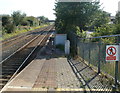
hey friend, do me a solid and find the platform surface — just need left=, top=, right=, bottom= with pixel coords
left=2, top=53, right=82, bottom=92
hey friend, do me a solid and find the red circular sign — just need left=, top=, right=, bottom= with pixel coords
left=107, top=46, right=116, bottom=56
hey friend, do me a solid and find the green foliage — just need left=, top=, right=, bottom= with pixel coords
left=2, top=15, right=15, bottom=34
left=12, top=11, right=26, bottom=26
left=1, top=10, right=49, bottom=41
left=4, top=24, right=16, bottom=33
left=114, top=24, right=120, bottom=34
left=69, top=25, right=80, bottom=32
left=76, top=28, right=87, bottom=38
left=37, top=16, right=49, bottom=24
left=20, top=19, right=30, bottom=26
left=54, top=2, right=106, bottom=34
left=1, top=25, right=48, bottom=40
left=2, top=15, right=11, bottom=26
left=26, top=16, right=40, bottom=26
left=88, top=10, right=120, bottom=43
left=93, top=24, right=115, bottom=36
left=1, top=10, right=48, bottom=36
left=88, top=11, right=110, bottom=28
left=115, top=11, right=120, bottom=24
left=91, top=24, right=116, bottom=43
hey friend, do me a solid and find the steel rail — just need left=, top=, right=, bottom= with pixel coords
left=0, top=26, right=49, bottom=64
left=8, top=26, right=53, bottom=82
left=0, top=26, right=47, bottom=46
left=0, top=26, right=53, bottom=91
left=1, top=35, right=32, bottom=50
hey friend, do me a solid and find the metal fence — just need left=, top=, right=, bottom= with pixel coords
left=68, top=32, right=120, bottom=86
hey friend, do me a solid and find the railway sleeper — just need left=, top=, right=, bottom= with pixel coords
left=0, top=79, right=8, bottom=81
left=2, top=73, right=14, bottom=77
left=2, top=71, right=15, bottom=74
left=2, top=66, right=19, bottom=68
left=2, top=69, right=16, bottom=72
left=1, top=80, right=9, bottom=84
left=3, top=64, right=20, bottom=67
left=0, top=75, right=11, bottom=79
left=5, top=68, right=18, bottom=71
left=0, top=83, right=5, bottom=88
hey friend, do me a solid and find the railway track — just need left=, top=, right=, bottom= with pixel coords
left=0, top=25, right=54, bottom=90
left=1, top=26, right=50, bottom=61
left=0, top=26, right=47, bottom=46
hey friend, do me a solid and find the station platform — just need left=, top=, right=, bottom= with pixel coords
left=1, top=43, right=83, bottom=92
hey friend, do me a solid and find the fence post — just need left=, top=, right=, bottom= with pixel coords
left=88, top=38, right=91, bottom=65
left=83, top=39, right=85, bottom=62
left=75, top=35, right=78, bottom=55
left=98, top=38, right=101, bottom=73
left=115, top=36, right=119, bottom=88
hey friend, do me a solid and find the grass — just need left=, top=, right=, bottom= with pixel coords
left=0, top=25, right=48, bottom=41
left=101, top=62, right=115, bottom=77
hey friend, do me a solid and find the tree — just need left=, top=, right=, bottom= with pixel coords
left=88, top=11, right=110, bottom=28
left=115, top=11, right=120, bottom=24
left=54, top=1, right=111, bottom=34
left=114, top=12, right=120, bottom=34
left=26, top=16, right=39, bottom=26
left=20, top=19, right=30, bottom=26
left=37, top=16, right=49, bottom=24
left=12, top=11, right=26, bottom=26
left=2, top=15, right=15, bottom=33
left=54, top=2, right=103, bottom=33
left=2, top=15, right=11, bottom=27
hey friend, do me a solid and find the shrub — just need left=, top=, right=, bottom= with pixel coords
left=5, top=24, right=16, bottom=33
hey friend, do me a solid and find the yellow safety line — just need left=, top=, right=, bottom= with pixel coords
left=31, top=88, right=112, bottom=92
left=56, top=88, right=84, bottom=91
left=32, top=88, right=48, bottom=91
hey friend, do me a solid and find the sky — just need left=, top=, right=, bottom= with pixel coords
left=0, top=0, right=120, bottom=20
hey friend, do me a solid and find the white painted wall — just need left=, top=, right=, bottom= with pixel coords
left=65, top=40, right=70, bottom=55
left=54, top=34, right=67, bottom=45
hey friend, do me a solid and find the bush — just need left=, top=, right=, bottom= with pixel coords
left=5, top=24, right=16, bottom=33
left=114, top=24, right=120, bottom=34
left=21, top=20, right=30, bottom=26
left=91, top=24, right=115, bottom=43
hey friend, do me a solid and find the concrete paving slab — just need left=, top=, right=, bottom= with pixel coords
left=2, top=57, right=82, bottom=92
left=1, top=38, right=82, bottom=92
left=2, top=59, right=45, bottom=91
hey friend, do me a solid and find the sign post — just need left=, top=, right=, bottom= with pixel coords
left=106, top=45, right=120, bottom=89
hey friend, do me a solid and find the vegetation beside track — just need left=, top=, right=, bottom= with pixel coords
left=54, top=2, right=120, bottom=43
left=1, top=10, right=51, bottom=41
left=0, top=25, right=48, bottom=41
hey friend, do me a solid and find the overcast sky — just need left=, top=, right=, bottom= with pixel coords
left=0, top=0, right=120, bottom=20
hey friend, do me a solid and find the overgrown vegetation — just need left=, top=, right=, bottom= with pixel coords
left=91, top=11, right=120, bottom=43
left=54, top=2, right=110, bottom=35
left=1, top=10, right=49, bottom=40
left=0, top=25, right=48, bottom=41
left=54, top=2, right=120, bottom=43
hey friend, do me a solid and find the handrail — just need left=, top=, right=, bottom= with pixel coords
left=72, top=32, right=120, bottom=39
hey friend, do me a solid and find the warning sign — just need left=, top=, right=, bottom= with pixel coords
left=106, top=45, right=119, bottom=61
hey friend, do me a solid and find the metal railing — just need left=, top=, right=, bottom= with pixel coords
left=68, top=32, right=120, bottom=87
